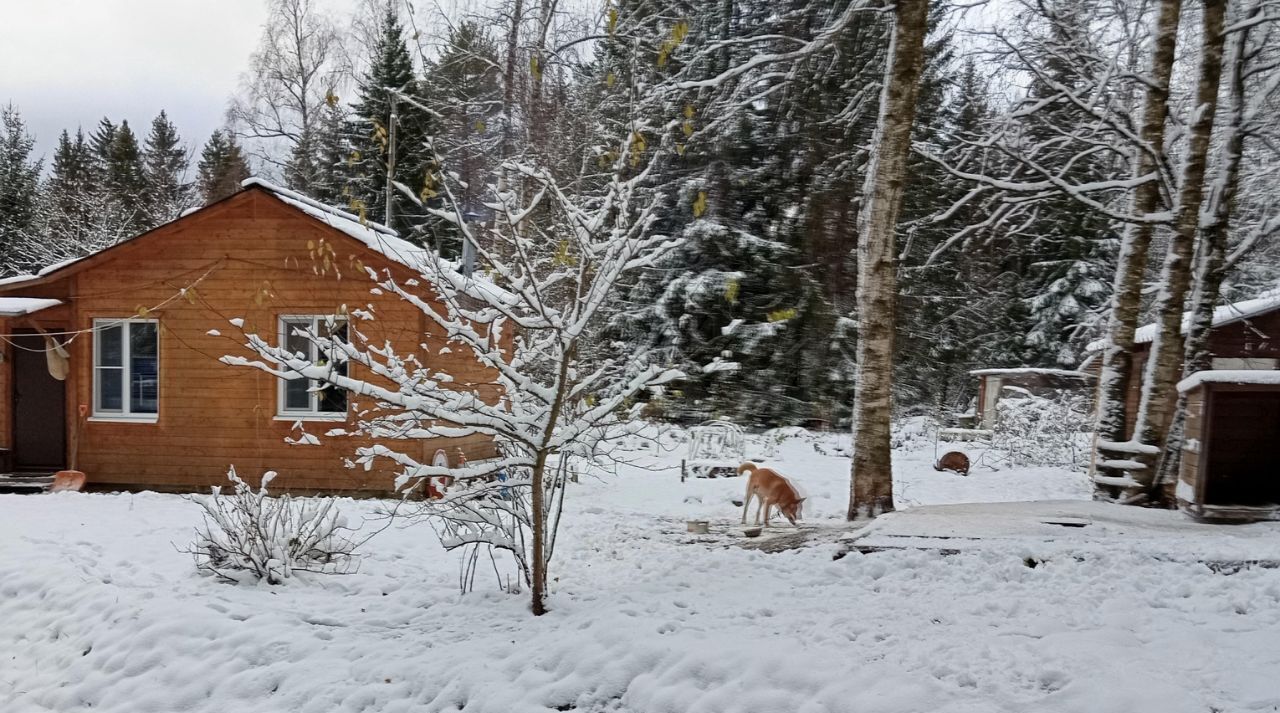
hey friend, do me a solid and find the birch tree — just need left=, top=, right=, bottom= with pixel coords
left=1153, top=0, right=1280, bottom=496
left=848, top=0, right=932, bottom=519
left=1127, top=0, right=1229, bottom=495
left=229, top=0, right=347, bottom=186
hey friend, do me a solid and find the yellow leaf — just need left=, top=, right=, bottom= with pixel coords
left=682, top=120, right=694, bottom=138
left=605, top=71, right=616, bottom=88
left=676, top=143, right=686, bottom=156
left=607, top=7, right=618, bottom=34
left=684, top=104, right=695, bottom=119
left=530, top=55, right=541, bottom=81
left=724, top=278, right=739, bottom=305
left=767, top=307, right=798, bottom=323
left=672, top=19, right=689, bottom=44
left=474, top=119, right=486, bottom=133
left=692, top=190, right=707, bottom=218
left=325, top=89, right=339, bottom=107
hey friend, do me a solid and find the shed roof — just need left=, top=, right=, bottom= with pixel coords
left=969, top=367, right=1094, bottom=379
left=1177, top=369, right=1280, bottom=392
left=1086, top=286, right=1280, bottom=352
left=0, top=297, right=61, bottom=317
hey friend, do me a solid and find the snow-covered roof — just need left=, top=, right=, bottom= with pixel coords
left=1087, top=287, right=1280, bottom=352
left=969, top=367, right=1094, bottom=379
left=0, top=297, right=62, bottom=317
left=1177, top=369, right=1280, bottom=392
left=243, top=179, right=514, bottom=304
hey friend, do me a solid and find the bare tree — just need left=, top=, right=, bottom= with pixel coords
left=229, top=0, right=348, bottom=183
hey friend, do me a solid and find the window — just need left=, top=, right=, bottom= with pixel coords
left=278, top=316, right=349, bottom=418
left=93, top=319, right=159, bottom=419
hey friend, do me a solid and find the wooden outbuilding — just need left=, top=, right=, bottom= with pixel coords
left=0, top=179, right=498, bottom=494
left=1175, top=371, right=1280, bottom=521
left=969, top=368, right=1096, bottom=430
left=1083, top=288, right=1280, bottom=435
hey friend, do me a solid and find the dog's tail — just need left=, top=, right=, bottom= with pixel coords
left=933, top=460, right=943, bottom=472
left=738, top=462, right=758, bottom=477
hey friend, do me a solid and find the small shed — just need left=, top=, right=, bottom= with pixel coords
left=970, top=368, right=1096, bottom=429
left=1176, top=371, right=1280, bottom=521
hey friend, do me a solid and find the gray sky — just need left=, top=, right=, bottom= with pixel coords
left=1, top=0, right=268, bottom=163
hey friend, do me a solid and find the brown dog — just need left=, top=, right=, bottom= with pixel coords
left=934, top=451, right=970, bottom=476
left=739, top=463, right=805, bottom=526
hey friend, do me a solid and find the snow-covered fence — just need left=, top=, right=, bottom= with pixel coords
left=188, top=468, right=359, bottom=585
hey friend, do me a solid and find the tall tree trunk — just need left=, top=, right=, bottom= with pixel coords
left=1131, top=0, right=1229, bottom=497
left=847, top=0, right=930, bottom=520
left=1092, top=0, right=1181, bottom=495
left=1153, top=0, right=1254, bottom=501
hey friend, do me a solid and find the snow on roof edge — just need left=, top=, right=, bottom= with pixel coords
left=1177, top=369, right=1280, bottom=392
left=1086, top=286, right=1280, bottom=353
left=0, top=297, right=63, bottom=317
left=242, top=177, right=399, bottom=238
left=969, top=367, right=1094, bottom=379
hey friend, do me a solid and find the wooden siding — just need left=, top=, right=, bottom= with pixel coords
left=0, top=318, right=9, bottom=456
left=0, top=190, right=498, bottom=493
left=1178, top=386, right=1204, bottom=506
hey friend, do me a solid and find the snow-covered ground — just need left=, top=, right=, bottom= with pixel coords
left=3, top=428, right=1279, bottom=712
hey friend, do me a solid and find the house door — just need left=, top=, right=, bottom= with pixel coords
left=11, top=332, right=66, bottom=471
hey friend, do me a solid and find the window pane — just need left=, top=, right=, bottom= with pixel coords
left=130, top=356, right=158, bottom=413
left=130, top=322, right=157, bottom=357
left=97, top=367, right=123, bottom=411
left=284, top=320, right=310, bottom=359
left=317, top=383, right=347, bottom=414
left=98, top=324, right=123, bottom=367
left=284, top=377, right=310, bottom=410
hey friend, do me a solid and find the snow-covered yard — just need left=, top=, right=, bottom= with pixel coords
left=3, top=429, right=1279, bottom=712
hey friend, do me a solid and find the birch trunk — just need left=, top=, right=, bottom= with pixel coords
left=1092, top=0, right=1181, bottom=493
left=1153, top=0, right=1254, bottom=500
left=847, top=0, right=930, bottom=520
left=1132, top=0, right=1229, bottom=493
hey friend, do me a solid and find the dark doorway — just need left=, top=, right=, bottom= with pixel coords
left=11, top=331, right=66, bottom=471
left=1204, top=390, right=1280, bottom=507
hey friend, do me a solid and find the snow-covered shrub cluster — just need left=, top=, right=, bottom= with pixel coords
left=990, top=391, right=1093, bottom=469
left=189, top=468, right=359, bottom=584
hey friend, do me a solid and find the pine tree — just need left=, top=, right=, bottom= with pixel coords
left=197, top=130, right=252, bottom=204
left=142, top=110, right=191, bottom=223
left=0, top=105, right=42, bottom=274
left=348, top=4, right=433, bottom=234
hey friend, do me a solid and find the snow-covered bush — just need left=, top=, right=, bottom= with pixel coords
left=189, top=468, right=359, bottom=584
left=990, top=390, right=1093, bottom=469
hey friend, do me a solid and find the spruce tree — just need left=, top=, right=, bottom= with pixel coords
left=349, top=4, right=433, bottom=234
left=0, top=105, right=42, bottom=274
left=142, top=110, right=192, bottom=224
left=103, top=120, right=149, bottom=234
left=197, top=130, right=252, bottom=204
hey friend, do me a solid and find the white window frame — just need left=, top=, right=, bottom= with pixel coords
left=276, top=315, right=350, bottom=421
left=91, top=318, right=160, bottom=422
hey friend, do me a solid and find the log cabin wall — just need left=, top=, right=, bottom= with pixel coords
left=2, top=189, right=497, bottom=494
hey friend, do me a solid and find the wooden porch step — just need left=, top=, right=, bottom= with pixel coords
left=0, top=474, right=56, bottom=492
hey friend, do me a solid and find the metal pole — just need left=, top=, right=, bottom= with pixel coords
left=385, top=92, right=398, bottom=227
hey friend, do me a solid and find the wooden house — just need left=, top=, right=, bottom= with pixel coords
left=1175, top=372, right=1280, bottom=521
left=0, top=179, right=498, bottom=494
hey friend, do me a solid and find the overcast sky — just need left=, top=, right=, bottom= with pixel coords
left=1, top=0, right=269, bottom=163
